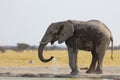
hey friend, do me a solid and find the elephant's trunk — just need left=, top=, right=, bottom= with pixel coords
left=38, top=42, right=54, bottom=62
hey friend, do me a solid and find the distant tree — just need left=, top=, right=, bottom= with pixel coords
left=108, top=45, right=120, bottom=50
left=0, top=47, right=5, bottom=53
left=29, top=46, right=38, bottom=51
left=14, top=43, right=30, bottom=52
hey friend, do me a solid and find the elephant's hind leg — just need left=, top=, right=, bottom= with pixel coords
left=94, top=44, right=107, bottom=74
left=94, top=51, right=105, bottom=74
left=94, top=40, right=110, bottom=74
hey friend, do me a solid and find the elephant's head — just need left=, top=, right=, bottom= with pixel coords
left=38, top=21, right=74, bottom=62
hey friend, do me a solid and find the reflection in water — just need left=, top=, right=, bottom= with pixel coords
left=65, top=78, right=109, bottom=80
left=48, top=78, right=112, bottom=80
left=0, top=77, right=112, bottom=80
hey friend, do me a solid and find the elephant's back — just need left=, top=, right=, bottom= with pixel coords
left=74, top=20, right=112, bottom=45
left=88, top=20, right=112, bottom=40
left=74, top=20, right=112, bottom=39
left=70, top=20, right=112, bottom=41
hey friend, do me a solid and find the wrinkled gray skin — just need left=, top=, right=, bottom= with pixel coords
left=38, top=20, right=113, bottom=75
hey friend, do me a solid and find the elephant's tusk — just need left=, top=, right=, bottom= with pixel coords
left=40, top=42, right=48, bottom=45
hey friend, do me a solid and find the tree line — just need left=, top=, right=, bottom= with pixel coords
left=0, top=43, right=120, bottom=53
left=0, top=43, right=66, bottom=53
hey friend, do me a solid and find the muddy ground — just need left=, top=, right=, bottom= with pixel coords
left=0, top=66, right=120, bottom=79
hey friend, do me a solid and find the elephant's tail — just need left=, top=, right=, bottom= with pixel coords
left=110, top=37, right=113, bottom=61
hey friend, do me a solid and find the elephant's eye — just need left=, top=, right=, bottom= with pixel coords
left=49, top=31, right=52, bottom=34
left=61, top=33, right=64, bottom=36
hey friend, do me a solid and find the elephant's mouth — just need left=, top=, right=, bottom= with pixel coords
left=51, top=35, right=59, bottom=45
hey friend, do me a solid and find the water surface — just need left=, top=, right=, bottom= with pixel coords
left=0, top=77, right=113, bottom=80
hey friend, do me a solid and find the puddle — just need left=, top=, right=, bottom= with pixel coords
left=0, top=77, right=114, bottom=80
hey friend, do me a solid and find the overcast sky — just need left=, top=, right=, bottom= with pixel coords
left=0, top=0, right=120, bottom=46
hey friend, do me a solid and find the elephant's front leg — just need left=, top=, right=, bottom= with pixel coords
left=86, top=51, right=97, bottom=74
left=68, top=47, right=79, bottom=75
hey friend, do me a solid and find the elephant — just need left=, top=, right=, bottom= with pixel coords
left=38, top=20, right=113, bottom=75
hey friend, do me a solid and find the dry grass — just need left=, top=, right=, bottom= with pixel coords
left=0, top=50, right=120, bottom=67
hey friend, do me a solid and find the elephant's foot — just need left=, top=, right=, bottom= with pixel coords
left=86, top=69, right=95, bottom=74
left=86, top=69, right=103, bottom=74
left=94, top=69, right=103, bottom=74
left=70, top=70, right=79, bottom=75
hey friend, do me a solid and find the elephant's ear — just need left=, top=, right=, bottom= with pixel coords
left=58, top=21, right=74, bottom=44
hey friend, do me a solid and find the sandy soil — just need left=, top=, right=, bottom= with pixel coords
left=0, top=66, right=120, bottom=79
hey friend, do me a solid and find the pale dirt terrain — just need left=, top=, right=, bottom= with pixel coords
left=0, top=66, right=120, bottom=79
left=0, top=50, right=120, bottom=79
